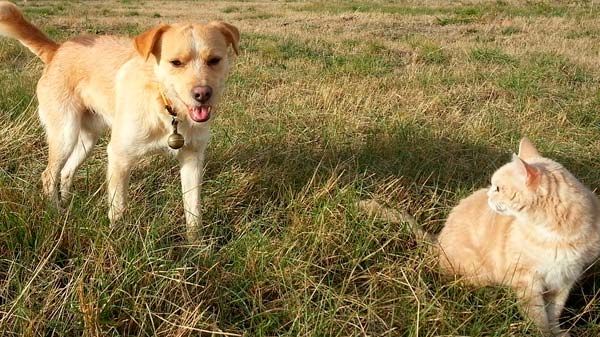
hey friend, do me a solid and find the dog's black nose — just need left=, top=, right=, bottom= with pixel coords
left=192, top=86, right=212, bottom=103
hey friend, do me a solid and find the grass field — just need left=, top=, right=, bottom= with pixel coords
left=2, top=0, right=600, bottom=336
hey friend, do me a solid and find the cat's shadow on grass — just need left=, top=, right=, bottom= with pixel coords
left=563, top=264, right=600, bottom=332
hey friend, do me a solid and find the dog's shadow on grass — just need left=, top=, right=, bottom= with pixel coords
left=206, top=120, right=507, bottom=217
left=205, top=119, right=600, bottom=332
left=201, top=120, right=508, bottom=250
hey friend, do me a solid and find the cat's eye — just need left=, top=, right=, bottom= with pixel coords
left=170, top=59, right=183, bottom=67
left=493, top=185, right=500, bottom=192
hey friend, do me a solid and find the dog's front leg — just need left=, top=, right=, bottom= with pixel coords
left=177, top=148, right=205, bottom=242
left=107, top=144, right=133, bottom=224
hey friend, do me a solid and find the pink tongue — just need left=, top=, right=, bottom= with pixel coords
left=189, top=106, right=210, bottom=122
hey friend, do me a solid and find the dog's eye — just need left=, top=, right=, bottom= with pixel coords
left=494, top=185, right=500, bottom=192
left=170, top=59, right=183, bottom=67
left=207, top=57, right=221, bottom=66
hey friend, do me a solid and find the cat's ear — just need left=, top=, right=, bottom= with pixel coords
left=512, top=153, right=540, bottom=187
left=518, top=137, right=541, bottom=160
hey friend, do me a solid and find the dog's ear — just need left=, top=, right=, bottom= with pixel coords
left=211, top=21, right=240, bottom=55
left=134, top=24, right=170, bottom=61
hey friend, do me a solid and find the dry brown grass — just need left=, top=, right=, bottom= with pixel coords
left=1, top=0, right=600, bottom=336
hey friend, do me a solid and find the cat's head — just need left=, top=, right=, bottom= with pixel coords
left=486, top=137, right=546, bottom=217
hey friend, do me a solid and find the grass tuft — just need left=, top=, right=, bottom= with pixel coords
left=501, top=25, right=521, bottom=35
left=470, top=47, right=516, bottom=65
left=414, top=41, right=449, bottom=65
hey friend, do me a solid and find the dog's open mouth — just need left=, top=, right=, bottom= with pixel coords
left=189, top=105, right=211, bottom=123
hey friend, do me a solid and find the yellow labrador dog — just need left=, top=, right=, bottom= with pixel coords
left=0, top=2, right=239, bottom=241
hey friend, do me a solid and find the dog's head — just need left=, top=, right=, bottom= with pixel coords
left=134, top=22, right=239, bottom=124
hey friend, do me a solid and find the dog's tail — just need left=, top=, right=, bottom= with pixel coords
left=356, top=199, right=435, bottom=242
left=0, top=1, right=58, bottom=64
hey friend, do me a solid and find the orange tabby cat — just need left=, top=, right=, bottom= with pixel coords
left=361, top=138, right=600, bottom=337
left=438, top=137, right=600, bottom=336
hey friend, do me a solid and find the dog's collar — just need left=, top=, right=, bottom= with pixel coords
left=157, top=86, right=185, bottom=150
left=158, top=87, right=177, bottom=118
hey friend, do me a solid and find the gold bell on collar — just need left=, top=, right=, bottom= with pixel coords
left=159, top=87, right=185, bottom=150
left=168, top=132, right=184, bottom=149
left=168, top=118, right=184, bottom=149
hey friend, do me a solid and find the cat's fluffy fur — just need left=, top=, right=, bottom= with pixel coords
left=360, top=138, right=600, bottom=337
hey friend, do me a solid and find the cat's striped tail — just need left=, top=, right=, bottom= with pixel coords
left=0, top=1, right=58, bottom=64
left=356, top=199, right=434, bottom=242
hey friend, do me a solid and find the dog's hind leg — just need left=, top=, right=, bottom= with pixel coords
left=39, top=103, right=82, bottom=206
left=59, top=127, right=98, bottom=203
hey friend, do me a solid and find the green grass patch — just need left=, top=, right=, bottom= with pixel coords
left=566, top=28, right=600, bottom=39
left=222, top=5, right=256, bottom=14
left=470, top=47, right=516, bottom=65
left=501, top=26, right=521, bottom=35
left=294, top=2, right=442, bottom=15
left=436, top=7, right=483, bottom=26
left=23, top=5, right=64, bottom=17
left=249, top=35, right=401, bottom=76
left=499, top=52, right=592, bottom=98
left=240, top=12, right=277, bottom=20
left=414, top=41, right=450, bottom=65
left=295, top=1, right=600, bottom=19
left=505, top=1, right=567, bottom=17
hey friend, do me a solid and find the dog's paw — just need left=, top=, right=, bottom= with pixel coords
left=186, top=228, right=209, bottom=245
